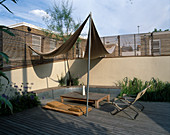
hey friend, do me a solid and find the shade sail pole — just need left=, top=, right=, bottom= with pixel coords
left=86, top=13, right=92, bottom=117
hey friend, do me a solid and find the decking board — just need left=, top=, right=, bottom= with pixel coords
left=0, top=101, right=169, bottom=135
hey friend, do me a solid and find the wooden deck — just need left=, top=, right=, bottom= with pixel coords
left=0, top=101, right=170, bottom=135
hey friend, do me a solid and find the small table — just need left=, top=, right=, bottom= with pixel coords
left=60, top=92, right=110, bottom=108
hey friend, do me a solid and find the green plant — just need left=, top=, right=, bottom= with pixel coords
left=57, top=74, right=79, bottom=86
left=0, top=91, right=40, bottom=115
left=141, top=78, right=170, bottom=102
left=0, top=1, right=17, bottom=114
left=66, top=76, right=79, bottom=86
left=118, top=77, right=148, bottom=97
left=0, top=95, right=13, bottom=114
left=0, top=0, right=18, bottom=14
left=57, top=74, right=66, bottom=86
left=0, top=52, right=9, bottom=83
left=0, top=26, right=15, bottom=36
left=71, top=77, right=79, bottom=86
left=0, top=52, right=12, bottom=113
left=118, top=77, right=170, bottom=102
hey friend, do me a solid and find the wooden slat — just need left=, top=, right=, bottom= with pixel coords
left=0, top=101, right=169, bottom=135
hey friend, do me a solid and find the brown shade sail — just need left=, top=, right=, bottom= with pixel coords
left=28, top=15, right=90, bottom=57
left=84, top=18, right=115, bottom=59
left=28, top=14, right=114, bottom=59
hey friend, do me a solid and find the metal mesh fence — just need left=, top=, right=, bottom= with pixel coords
left=101, top=36, right=118, bottom=57
left=102, top=32, right=170, bottom=57
left=1, top=28, right=170, bottom=69
left=119, top=34, right=141, bottom=56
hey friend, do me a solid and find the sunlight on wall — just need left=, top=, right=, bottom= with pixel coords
left=3, top=56, right=170, bottom=91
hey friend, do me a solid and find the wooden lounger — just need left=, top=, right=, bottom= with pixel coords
left=42, top=101, right=92, bottom=116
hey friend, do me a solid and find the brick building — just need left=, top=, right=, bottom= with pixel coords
left=140, top=31, right=170, bottom=56
left=9, top=22, right=87, bottom=59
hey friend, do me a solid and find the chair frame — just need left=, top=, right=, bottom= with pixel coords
left=121, top=94, right=144, bottom=112
left=110, top=85, right=151, bottom=120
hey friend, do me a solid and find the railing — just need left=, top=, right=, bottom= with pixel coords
left=0, top=28, right=170, bottom=70
left=101, top=31, right=170, bottom=57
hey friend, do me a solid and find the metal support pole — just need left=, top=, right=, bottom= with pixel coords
left=144, top=35, right=147, bottom=55
left=103, top=37, right=105, bottom=45
left=151, top=32, right=153, bottom=56
left=0, top=31, right=3, bottom=67
left=118, top=35, right=120, bottom=56
left=137, top=26, right=140, bottom=34
left=134, top=34, right=136, bottom=56
left=24, top=32, right=27, bottom=66
left=86, top=13, right=92, bottom=117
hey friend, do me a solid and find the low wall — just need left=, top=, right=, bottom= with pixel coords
left=3, top=60, right=69, bottom=92
left=36, top=86, right=120, bottom=100
left=2, top=56, right=170, bottom=92
left=70, top=56, right=170, bottom=86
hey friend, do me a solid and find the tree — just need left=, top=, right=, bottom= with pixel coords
left=164, top=29, right=169, bottom=31
left=43, top=0, right=80, bottom=41
left=153, top=28, right=169, bottom=33
left=43, top=0, right=81, bottom=86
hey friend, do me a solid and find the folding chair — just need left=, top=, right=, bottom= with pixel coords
left=110, top=85, right=151, bottom=120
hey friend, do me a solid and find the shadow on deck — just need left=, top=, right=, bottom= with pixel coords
left=0, top=101, right=170, bottom=135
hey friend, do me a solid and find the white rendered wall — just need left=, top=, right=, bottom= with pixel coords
left=2, top=56, right=170, bottom=91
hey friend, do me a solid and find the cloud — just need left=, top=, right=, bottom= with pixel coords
left=0, top=18, right=18, bottom=26
left=1, top=0, right=169, bottom=36
left=72, top=0, right=170, bottom=36
left=29, top=9, right=50, bottom=18
left=12, top=9, right=50, bottom=27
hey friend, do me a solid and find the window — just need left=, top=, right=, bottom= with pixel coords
left=50, top=39, right=56, bottom=51
left=149, top=39, right=161, bottom=55
left=32, top=35, right=41, bottom=55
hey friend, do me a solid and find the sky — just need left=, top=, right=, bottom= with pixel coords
left=0, top=0, right=170, bottom=37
